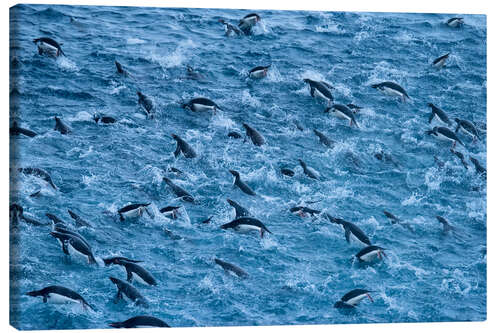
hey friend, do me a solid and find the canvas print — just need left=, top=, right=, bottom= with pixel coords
left=9, top=3, right=486, bottom=330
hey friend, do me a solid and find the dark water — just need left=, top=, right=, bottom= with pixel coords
left=10, top=4, right=486, bottom=330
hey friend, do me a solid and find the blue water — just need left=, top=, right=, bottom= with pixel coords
left=9, top=4, right=486, bottom=330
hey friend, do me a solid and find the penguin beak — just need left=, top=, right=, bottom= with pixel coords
left=366, top=293, right=374, bottom=302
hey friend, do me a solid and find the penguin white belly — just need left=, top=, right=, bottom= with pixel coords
left=433, top=59, right=446, bottom=68
left=192, top=103, right=214, bottom=112
left=359, top=250, right=380, bottom=262
left=234, top=224, right=261, bottom=233
left=345, top=294, right=368, bottom=306
left=433, top=113, right=447, bottom=125
left=121, top=207, right=143, bottom=220
left=314, top=89, right=330, bottom=102
left=459, top=127, right=475, bottom=138
left=68, top=242, right=89, bottom=261
left=47, top=293, right=79, bottom=305
left=435, top=132, right=454, bottom=142
left=382, top=87, right=403, bottom=98
left=334, top=110, right=351, bottom=121
left=38, top=42, right=58, bottom=56
left=131, top=271, right=149, bottom=285
left=448, top=20, right=461, bottom=27
left=250, top=69, right=267, bottom=78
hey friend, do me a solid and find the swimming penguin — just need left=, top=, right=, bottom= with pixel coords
left=182, top=97, right=221, bottom=114
left=334, top=289, right=374, bottom=308
left=303, top=78, right=334, bottom=105
left=470, top=157, right=486, bottom=176
left=426, top=126, right=464, bottom=148
left=115, top=61, right=129, bottom=76
left=163, top=177, right=195, bottom=202
left=67, top=209, right=92, bottom=227
left=446, top=17, right=464, bottom=27
left=159, top=206, right=181, bottom=219
left=10, top=204, right=46, bottom=227
left=382, top=210, right=414, bottom=232
left=54, top=116, right=71, bottom=134
left=238, top=13, right=261, bottom=35
left=454, top=118, right=479, bottom=141
left=93, top=114, right=116, bottom=124
left=280, top=168, right=295, bottom=177
left=313, top=129, right=335, bottom=148
left=104, top=257, right=156, bottom=286
left=18, top=167, right=57, bottom=189
left=26, top=286, right=94, bottom=310
left=374, top=151, right=399, bottom=167
left=290, top=206, right=321, bottom=218
left=171, top=134, right=197, bottom=158
left=432, top=53, right=450, bottom=68
left=110, top=316, right=170, bottom=328
left=347, top=104, right=363, bottom=113
left=109, top=276, right=149, bottom=308
left=371, top=81, right=409, bottom=102
left=186, top=65, right=206, bottom=80
left=356, top=245, right=387, bottom=262
left=228, top=131, right=242, bottom=139
left=428, top=103, right=452, bottom=126
left=33, top=37, right=65, bottom=57
left=450, top=149, right=468, bottom=169
left=50, top=231, right=97, bottom=264
left=221, top=217, right=271, bottom=238
left=249, top=65, right=271, bottom=79
left=227, top=198, right=251, bottom=219
left=326, top=214, right=371, bottom=245
left=215, top=258, right=249, bottom=278
left=298, top=159, right=320, bottom=179
left=218, top=19, right=243, bottom=36
left=46, top=213, right=68, bottom=229
left=137, top=92, right=153, bottom=117
left=325, top=104, right=359, bottom=127
left=117, top=203, right=152, bottom=221
left=436, top=216, right=455, bottom=233
left=200, top=216, right=213, bottom=224
left=242, top=123, right=265, bottom=146
left=10, top=121, right=37, bottom=137
left=229, top=170, right=256, bottom=196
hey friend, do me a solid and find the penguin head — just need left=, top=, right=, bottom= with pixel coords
left=303, top=78, right=312, bottom=84
left=298, top=159, right=306, bottom=167
left=92, top=113, right=101, bottom=123
left=229, top=170, right=239, bottom=178
left=137, top=91, right=143, bottom=98
left=427, top=103, right=434, bottom=108
left=171, top=134, right=179, bottom=140
left=109, top=276, right=119, bottom=285
left=25, top=289, right=42, bottom=297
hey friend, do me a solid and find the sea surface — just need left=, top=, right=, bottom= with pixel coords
left=9, top=4, right=486, bottom=330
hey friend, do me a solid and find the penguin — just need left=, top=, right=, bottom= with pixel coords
left=93, top=114, right=116, bottom=124
left=50, top=231, right=97, bottom=264
left=242, top=123, right=265, bottom=146
left=117, top=203, right=152, bottom=221
left=313, top=129, right=335, bottom=148
left=326, top=214, right=371, bottom=245
left=229, top=170, right=256, bottom=196
left=218, top=19, right=243, bottom=36
left=115, top=61, right=129, bottom=76
left=290, top=206, right=321, bottom=218
left=446, top=17, right=464, bottom=27
left=109, top=276, right=149, bottom=308
left=26, top=286, right=94, bottom=310
left=347, top=104, right=363, bottom=113
left=334, top=289, right=374, bottom=308
left=426, top=126, right=464, bottom=148
left=54, top=116, right=71, bottom=134
left=104, top=257, right=156, bottom=286
left=249, top=65, right=271, bottom=78
left=428, top=103, right=452, bottom=126
left=228, top=131, right=242, bottom=139
left=182, top=97, right=221, bottom=114
left=18, top=167, right=57, bottom=189
left=371, top=81, right=409, bottom=102
left=137, top=91, right=153, bottom=117
left=33, top=37, right=65, bottom=57
left=450, top=149, right=468, bottom=169
left=221, top=217, right=271, bottom=238
left=163, top=177, right=195, bottom=202
left=214, top=258, right=248, bottom=278
left=470, top=157, right=486, bottom=176
left=109, top=316, right=170, bottom=328
left=303, top=78, right=334, bottom=105
left=432, top=53, right=450, bottom=68
left=10, top=121, right=37, bottom=137
left=355, top=245, right=387, bottom=262
left=455, top=118, right=479, bottom=141
left=298, top=159, right=320, bottom=179
left=436, top=216, right=455, bottom=233
left=171, top=134, right=197, bottom=158
left=227, top=198, right=251, bottom=219
left=238, top=13, right=261, bottom=35
left=325, top=104, right=359, bottom=127
left=382, top=210, right=414, bottom=232
left=67, top=209, right=92, bottom=227
left=186, top=65, right=206, bottom=80
left=281, top=168, right=295, bottom=177
left=159, top=206, right=181, bottom=219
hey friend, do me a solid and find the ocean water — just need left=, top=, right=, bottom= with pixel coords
left=9, top=4, right=486, bottom=330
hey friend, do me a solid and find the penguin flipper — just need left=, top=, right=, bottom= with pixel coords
left=310, top=87, right=315, bottom=98
left=43, top=295, right=47, bottom=303
left=174, top=143, right=181, bottom=158
left=428, top=112, right=435, bottom=124
left=344, top=228, right=351, bottom=243
left=126, top=269, right=133, bottom=283
left=62, top=241, right=69, bottom=255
